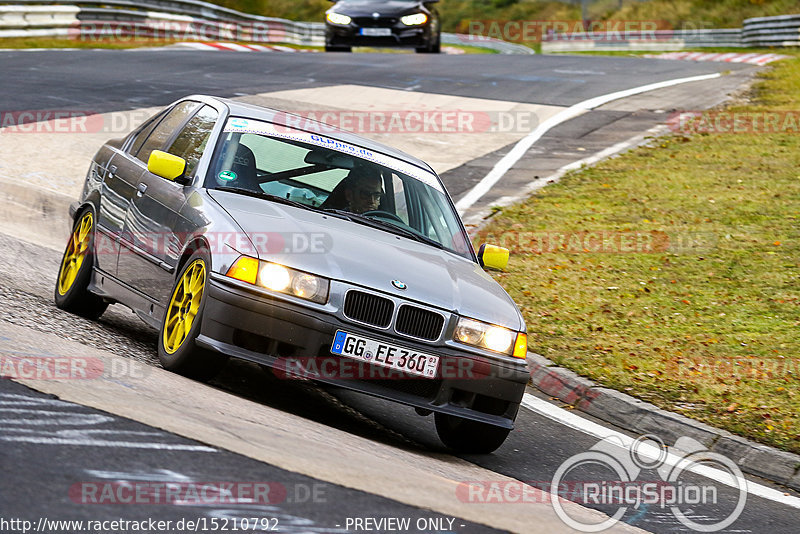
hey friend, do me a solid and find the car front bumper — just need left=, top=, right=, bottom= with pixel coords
left=326, top=24, right=432, bottom=48
left=198, top=276, right=530, bottom=429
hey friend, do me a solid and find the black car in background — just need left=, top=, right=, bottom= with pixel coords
left=325, top=0, right=441, bottom=53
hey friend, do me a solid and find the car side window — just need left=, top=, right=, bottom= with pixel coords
left=127, top=110, right=167, bottom=156
left=166, top=105, right=218, bottom=178
left=134, top=101, right=201, bottom=164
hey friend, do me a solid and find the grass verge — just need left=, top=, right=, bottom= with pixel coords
left=481, top=51, right=800, bottom=453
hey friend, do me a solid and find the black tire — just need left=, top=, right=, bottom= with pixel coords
left=416, top=33, right=440, bottom=54
left=325, top=45, right=352, bottom=52
left=435, top=412, right=511, bottom=453
left=54, top=209, right=108, bottom=320
left=158, top=248, right=228, bottom=381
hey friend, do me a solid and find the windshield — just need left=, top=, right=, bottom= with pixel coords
left=207, top=117, right=472, bottom=260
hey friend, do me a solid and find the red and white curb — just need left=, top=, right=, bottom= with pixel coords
left=645, top=51, right=788, bottom=66
left=173, top=42, right=316, bottom=52
left=174, top=41, right=465, bottom=54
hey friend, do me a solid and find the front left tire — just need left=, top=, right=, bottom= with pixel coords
left=158, top=248, right=228, bottom=381
left=416, top=31, right=441, bottom=54
left=325, top=44, right=352, bottom=52
left=54, top=209, right=108, bottom=319
left=435, top=412, right=511, bottom=453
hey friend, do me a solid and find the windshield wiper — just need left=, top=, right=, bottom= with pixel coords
left=323, top=209, right=445, bottom=250
left=215, top=186, right=313, bottom=211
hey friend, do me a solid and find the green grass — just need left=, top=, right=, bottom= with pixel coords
left=480, top=51, right=800, bottom=453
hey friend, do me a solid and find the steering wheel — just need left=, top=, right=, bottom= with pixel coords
left=361, top=210, right=405, bottom=224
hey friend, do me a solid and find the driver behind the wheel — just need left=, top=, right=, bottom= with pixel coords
left=342, top=168, right=383, bottom=214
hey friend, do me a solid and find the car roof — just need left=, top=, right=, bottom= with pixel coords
left=187, top=94, right=437, bottom=176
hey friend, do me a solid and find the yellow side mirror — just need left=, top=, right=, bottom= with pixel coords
left=147, top=150, right=186, bottom=182
left=478, top=244, right=509, bottom=270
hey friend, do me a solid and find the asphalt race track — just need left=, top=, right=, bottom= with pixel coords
left=1, top=48, right=798, bottom=534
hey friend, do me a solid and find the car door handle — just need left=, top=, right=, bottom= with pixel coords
left=136, top=182, right=148, bottom=197
left=107, top=164, right=117, bottom=178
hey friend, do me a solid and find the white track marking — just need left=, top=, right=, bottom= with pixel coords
left=522, top=393, right=800, bottom=509
left=454, top=73, right=721, bottom=214
left=459, top=130, right=663, bottom=229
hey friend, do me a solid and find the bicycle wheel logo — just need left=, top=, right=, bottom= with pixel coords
left=550, top=434, right=747, bottom=532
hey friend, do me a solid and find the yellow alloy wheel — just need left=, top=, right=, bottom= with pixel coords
left=57, top=212, right=93, bottom=296
left=163, top=259, right=206, bottom=354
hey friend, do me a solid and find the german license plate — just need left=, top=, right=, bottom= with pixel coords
left=361, top=28, right=392, bottom=37
left=330, top=330, right=438, bottom=378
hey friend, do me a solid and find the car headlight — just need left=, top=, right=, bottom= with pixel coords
left=453, top=317, right=527, bottom=359
left=327, top=12, right=352, bottom=25
left=226, top=256, right=329, bottom=304
left=401, top=13, right=428, bottom=26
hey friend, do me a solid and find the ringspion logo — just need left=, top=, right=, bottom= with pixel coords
left=550, top=435, right=746, bottom=532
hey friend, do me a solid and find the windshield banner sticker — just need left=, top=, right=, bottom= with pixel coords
left=224, top=117, right=443, bottom=193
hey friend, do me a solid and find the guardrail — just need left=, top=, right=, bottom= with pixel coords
left=443, top=33, right=534, bottom=54
left=0, top=5, right=78, bottom=38
left=2, top=0, right=271, bottom=23
left=743, top=14, right=800, bottom=47
left=541, top=14, right=800, bottom=53
left=541, top=28, right=744, bottom=53
left=0, top=3, right=324, bottom=44
left=0, top=1, right=534, bottom=53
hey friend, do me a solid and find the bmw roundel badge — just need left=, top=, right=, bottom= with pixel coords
left=391, top=280, right=407, bottom=290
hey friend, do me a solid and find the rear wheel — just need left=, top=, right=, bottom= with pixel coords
left=435, top=412, right=511, bottom=453
left=54, top=209, right=108, bottom=319
left=325, top=45, right=352, bottom=52
left=158, top=248, right=228, bottom=381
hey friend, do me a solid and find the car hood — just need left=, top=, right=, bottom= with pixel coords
left=330, top=0, right=426, bottom=17
left=208, top=190, right=523, bottom=330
